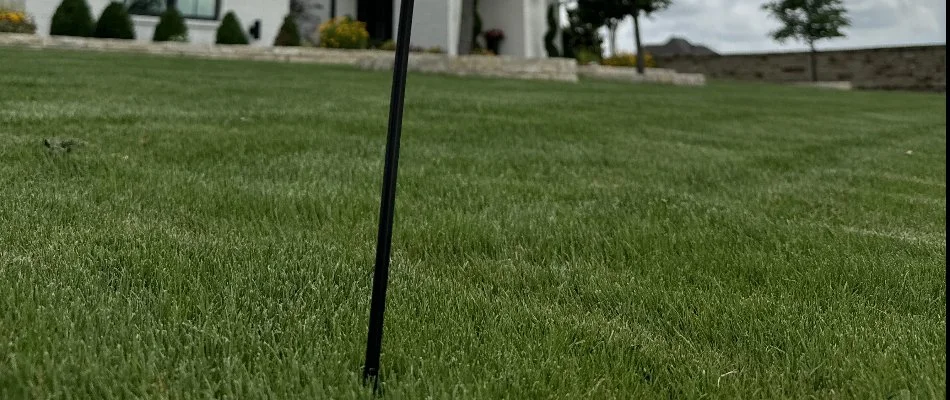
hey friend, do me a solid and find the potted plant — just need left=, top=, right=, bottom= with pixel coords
left=484, top=28, right=504, bottom=55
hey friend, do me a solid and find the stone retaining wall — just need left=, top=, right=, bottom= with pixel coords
left=0, top=34, right=578, bottom=82
left=655, top=45, right=946, bottom=91
left=578, top=65, right=706, bottom=86
left=359, top=54, right=578, bottom=82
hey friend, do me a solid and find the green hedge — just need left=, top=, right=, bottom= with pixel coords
left=273, top=14, right=301, bottom=47
left=94, top=2, right=135, bottom=40
left=50, top=0, right=95, bottom=37
left=152, top=7, right=187, bottom=42
left=215, top=11, right=248, bottom=45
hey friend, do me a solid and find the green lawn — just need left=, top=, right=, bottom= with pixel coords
left=0, top=47, right=945, bottom=399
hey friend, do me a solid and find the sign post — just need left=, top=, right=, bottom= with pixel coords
left=363, top=0, right=416, bottom=391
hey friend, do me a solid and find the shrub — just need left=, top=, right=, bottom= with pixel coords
left=50, top=0, right=94, bottom=37
left=377, top=39, right=396, bottom=51
left=575, top=47, right=601, bottom=65
left=601, top=52, right=656, bottom=68
left=425, top=46, right=444, bottom=54
left=317, top=16, right=368, bottom=49
left=0, top=7, right=37, bottom=34
left=215, top=11, right=248, bottom=45
left=94, top=2, right=134, bottom=40
left=152, top=7, right=187, bottom=42
left=273, top=14, right=301, bottom=46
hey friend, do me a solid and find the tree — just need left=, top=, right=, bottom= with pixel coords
left=94, top=2, right=135, bottom=40
left=274, top=14, right=302, bottom=46
left=621, top=0, right=671, bottom=74
left=50, top=0, right=95, bottom=37
left=763, top=0, right=849, bottom=82
left=216, top=11, right=248, bottom=45
left=562, top=5, right=603, bottom=63
left=577, top=0, right=669, bottom=72
left=576, top=0, right=625, bottom=56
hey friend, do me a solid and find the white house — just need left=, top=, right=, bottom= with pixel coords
left=18, top=0, right=554, bottom=58
left=317, top=0, right=553, bottom=58
left=22, top=0, right=289, bottom=46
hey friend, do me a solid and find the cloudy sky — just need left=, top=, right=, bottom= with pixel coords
left=589, top=0, right=947, bottom=54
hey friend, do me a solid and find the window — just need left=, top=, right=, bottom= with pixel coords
left=126, top=0, right=220, bottom=20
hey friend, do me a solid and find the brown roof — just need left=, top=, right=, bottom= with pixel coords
left=644, top=37, right=718, bottom=57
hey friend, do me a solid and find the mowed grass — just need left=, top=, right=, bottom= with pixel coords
left=0, top=46, right=945, bottom=399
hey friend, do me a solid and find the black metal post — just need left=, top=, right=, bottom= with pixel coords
left=363, top=0, right=415, bottom=390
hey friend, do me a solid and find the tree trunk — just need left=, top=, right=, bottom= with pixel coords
left=633, top=13, right=644, bottom=74
left=809, top=42, right=818, bottom=82
left=457, top=0, right=475, bottom=55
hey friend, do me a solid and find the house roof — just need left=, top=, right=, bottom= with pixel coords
left=644, top=37, right=718, bottom=57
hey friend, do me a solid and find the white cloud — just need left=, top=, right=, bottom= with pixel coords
left=596, top=0, right=947, bottom=54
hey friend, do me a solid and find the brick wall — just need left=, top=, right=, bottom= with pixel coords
left=655, top=45, right=946, bottom=91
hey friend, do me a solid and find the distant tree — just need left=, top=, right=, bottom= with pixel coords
left=94, top=2, right=135, bottom=40
left=50, top=0, right=95, bottom=37
left=562, top=6, right=603, bottom=63
left=763, top=0, right=850, bottom=82
left=215, top=11, right=248, bottom=45
left=577, top=0, right=625, bottom=56
left=621, top=0, right=671, bottom=74
left=274, top=14, right=301, bottom=46
left=577, top=0, right=670, bottom=73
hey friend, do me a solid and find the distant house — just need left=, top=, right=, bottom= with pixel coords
left=644, top=37, right=718, bottom=57
left=24, top=0, right=289, bottom=46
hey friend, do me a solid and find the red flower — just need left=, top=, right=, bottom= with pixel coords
left=484, top=29, right=505, bottom=41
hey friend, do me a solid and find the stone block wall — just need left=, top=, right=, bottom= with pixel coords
left=0, top=34, right=577, bottom=82
left=654, top=45, right=946, bottom=91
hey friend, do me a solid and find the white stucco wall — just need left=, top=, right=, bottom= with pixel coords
left=478, top=0, right=550, bottom=58
left=392, top=0, right=460, bottom=55
left=218, top=0, right=288, bottom=46
left=479, top=0, right=524, bottom=57
left=24, top=0, right=288, bottom=47
left=525, top=0, right=550, bottom=58
left=335, top=0, right=356, bottom=20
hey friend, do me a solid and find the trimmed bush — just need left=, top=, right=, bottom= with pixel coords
left=601, top=52, right=656, bottom=68
left=376, top=39, right=396, bottom=51
left=94, top=2, right=134, bottom=40
left=50, top=0, right=94, bottom=37
left=215, top=11, right=248, bottom=45
left=317, top=16, right=368, bottom=49
left=273, top=14, right=301, bottom=46
left=575, top=47, right=601, bottom=65
left=0, top=7, right=37, bottom=34
left=152, top=7, right=187, bottom=42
